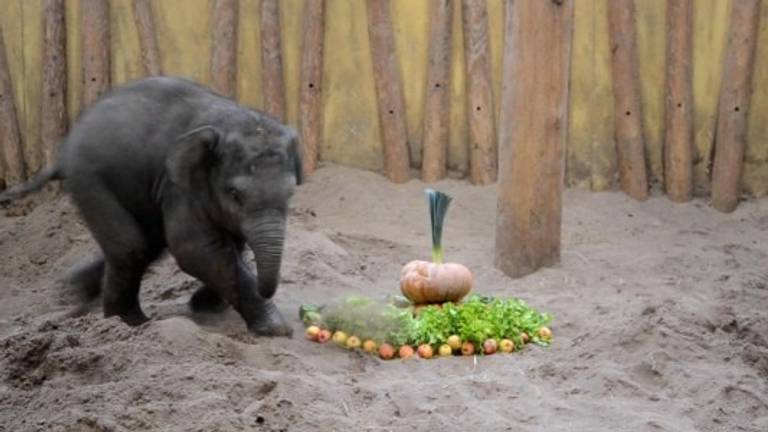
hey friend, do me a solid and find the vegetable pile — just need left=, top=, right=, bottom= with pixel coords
left=300, top=294, right=552, bottom=360
left=300, top=188, right=552, bottom=360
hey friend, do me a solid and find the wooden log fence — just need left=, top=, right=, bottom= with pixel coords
left=210, top=0, right=238, bottom=98
left=421, top=0, right=453, bottom=183
left=367, top=0, right=411, bottom=183
left=711, top=0, right=762, bottom=213
left=40, top=0, right=68, bottom=167
left=0, top=31, right=25, bottom=187
left=0, top=1, right=766, bottom=217
left=461, top=0, right=496, bottom=185
left=260, top=0, right=286, bottom=121
left=607, top=0, right=649, bottom=201
left=298, top=0, right=325, bottom=177
left=133, top=0, right=162, bottom=76
left=664, top=0, right=694, bottom=203
left=81, top=0, right=110, bottom=109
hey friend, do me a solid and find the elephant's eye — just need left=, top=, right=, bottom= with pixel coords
left=226, top=187, right=243, bottom=206
left=257, top=149, right=280, bottom=161
left=250, top=150, right=280, bottom=173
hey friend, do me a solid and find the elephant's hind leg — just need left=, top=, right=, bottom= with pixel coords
left=189, top=285, right=228, bottom=313
left=65, top=256, right=105, bottom=302
left=70, top=184, right=161, bottom=326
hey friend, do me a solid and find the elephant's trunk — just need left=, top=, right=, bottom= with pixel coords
left=244, top=210, right=287, bottom=299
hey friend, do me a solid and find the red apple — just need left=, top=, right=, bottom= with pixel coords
left=317, top=329, right=332, bottom=343
left=378, top=343, right=395, bottom=360
left=362, top=340, right=378, bottom=353
left=398, top=345, right=415, bottom=359
left=483, top=339, right=498, bottom=355
left=461, top=341, right=475, bottom=356
left=417, top=344, right=434, bottom=359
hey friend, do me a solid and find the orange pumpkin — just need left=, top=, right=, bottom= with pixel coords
left=400, top=260, right=473, bottom=305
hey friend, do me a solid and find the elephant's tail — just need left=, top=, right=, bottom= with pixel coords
left=0, top=165, right=63, bottom=204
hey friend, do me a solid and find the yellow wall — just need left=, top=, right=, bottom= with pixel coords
left=567, top=0, right=616, bottom=191
left=322, top=0, right=382, bottom=171
left=1, top=0, right=766, bottom=197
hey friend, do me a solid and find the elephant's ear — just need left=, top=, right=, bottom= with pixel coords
left=166, top=126, right=221, bottom=190
left=286, top=127, right=303, bottom=185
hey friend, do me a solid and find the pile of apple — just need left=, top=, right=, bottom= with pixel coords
left=304, top=325, right=551, bottom=360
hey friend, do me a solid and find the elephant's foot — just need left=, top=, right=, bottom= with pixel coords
left=189, top=285, right=229, bottom=313
left=104, top=304, right=149, bottom=327
left=122, top=311, right=150, bottom=327
left=245, top=300, right=293, bottom=337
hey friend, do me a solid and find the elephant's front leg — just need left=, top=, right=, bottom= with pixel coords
left=167, top=224, right=292, bottom=336
left=232, top=258, right=292, bottom=336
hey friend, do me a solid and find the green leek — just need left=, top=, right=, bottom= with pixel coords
left=425, top=189, right=452, bottom=264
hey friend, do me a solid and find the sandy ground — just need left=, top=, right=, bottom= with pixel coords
left=0, top=164, right=767, bottom=432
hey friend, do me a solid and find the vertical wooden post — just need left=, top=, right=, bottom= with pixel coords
left=210, top=0, right=238, bottom=98
left=607, top=0, right=648, bottom=201
left=367, top=0, right=411, bottom=183
left=421, top=0, right=453, bottom=183
left=664, top=0, right=694, bottom=202
left=462, top=0, right=496, bottom=185
left=711, top=0, right=761, bottom=213
left=495, top=0, right=573, bottom=278
left=0, top=32, right=26, bottom=186
left=41, top=0, right=68, bottom=167
left=133, top=0, right=162, bottom=76
left=81, top=0, right=110, bottom=108
left=298, top=0, right=325, bottom=177
left=261, top=0, right=286, bottom=121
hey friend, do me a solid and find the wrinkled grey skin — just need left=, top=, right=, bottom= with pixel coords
left=0, top=76, right=301, bottom=336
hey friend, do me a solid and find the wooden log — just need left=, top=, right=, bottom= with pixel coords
left=81, top=0, right=110, bottom=108
left=663, top=0, right=694, bottom=202
left=367, top=0, right=411, bottom=183
left=210, top=0, right=238, bottom=98
left=494, top=0, right=573, bottom=278
left=133, top=0, right=162, bottom=76
left=461, top=0, right=496, bottom=185
left=711, top=0, right=761, bottom=213
left=421, top=0, right=453, bottom=183
left=261, top=0, right=286, bottom=121
left=298, top=0, right=324, bottom=177
left=40, top=0, right=68, bottom=168
left=607, top=0, right=648, bottom=201
left=0, top=32, right=26, bottom=186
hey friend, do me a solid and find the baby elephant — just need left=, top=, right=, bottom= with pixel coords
left=0, top=76, right=302, bottom=336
